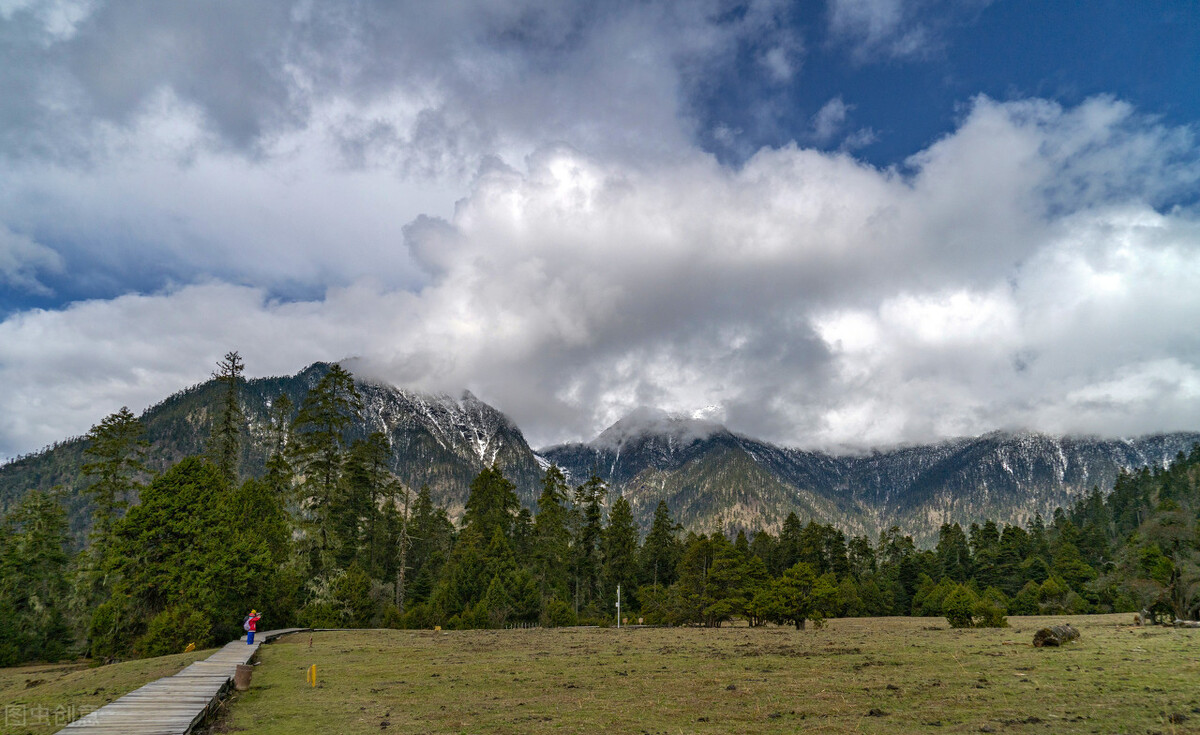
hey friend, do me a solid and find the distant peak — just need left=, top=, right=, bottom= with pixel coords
left=691, top=405, right=724, bottom=422
left=594, top=406, right=727, bottom=449
left=618, top=406, right=671, bottom=424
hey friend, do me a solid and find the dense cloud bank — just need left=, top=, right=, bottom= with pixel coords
left=3, top=94, right=1198, bottom=457
left=0, top=1, right=1198, bottom=458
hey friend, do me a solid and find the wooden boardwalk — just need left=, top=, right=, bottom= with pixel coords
left=57, top=628, right=307, bottom=735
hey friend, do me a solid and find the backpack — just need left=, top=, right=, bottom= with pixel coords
left=243, top=615, right=252, bottom=632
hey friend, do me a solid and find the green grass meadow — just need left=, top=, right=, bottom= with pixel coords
left=215, top=615, right=1200, bottom=734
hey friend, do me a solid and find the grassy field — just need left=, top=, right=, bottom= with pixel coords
left=214, top=615, right=1200, bottom=735
left=0, top=647, right=218, bottom=735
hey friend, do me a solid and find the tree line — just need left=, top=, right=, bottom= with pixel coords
left=2, top=355, right=1199, bottom=665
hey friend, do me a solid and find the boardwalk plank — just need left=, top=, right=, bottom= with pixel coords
left=56, top=628, right=308, bottom=735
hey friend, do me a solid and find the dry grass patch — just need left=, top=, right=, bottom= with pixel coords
left=0, top=647, right=218, bottom=735
left=220, top=615, right=1200, bottom=734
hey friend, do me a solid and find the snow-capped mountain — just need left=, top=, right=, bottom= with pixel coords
left=3, top=364, right=1198, bottom=546
left=541, top=409, right=1200, bottom=543
left=353, top=379, right=544, bottom=514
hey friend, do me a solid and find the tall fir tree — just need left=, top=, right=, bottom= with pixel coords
left=532, top=466, right=572, bottom=602
left=291, top=364, right=363, bottom=568
left=776, top=512, right=803, bottom=574
left=340, top=432, right=393, bottom=573
left=404, top=485, right=455, bottom=609
left=571, top=474, right=606, bottom=613
left=81, top=406, right=148, bottom=602
left=640, top=500, right=681, bottom=588
left=208, top=350, right=245, bottom=484
left=462, top=465, right=520, bottom=543
left=602, top=493, right=639, bottom=610
left=0, top=490, right=74, bottom=663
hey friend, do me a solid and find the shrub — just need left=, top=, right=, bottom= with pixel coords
left=297, top=601, right=342, bottom=629
left=972, top=598, right=1009, bottom=628
left=400, top=602, right=436, bottom=629
left=137, top=606, right=213, bottom=657
left=381, top=605, right=404, bottom=629
left=1037, top=576, right=1072, bottom=614
left=943, top=585, right=978, bottom=628
left=1009, top=581, right=1040, bottom=615
left=914, top=577, right=958, bottom=616
left=88, top=592, right=141, bottom=661
left=544, top=598, right=577, bottom=627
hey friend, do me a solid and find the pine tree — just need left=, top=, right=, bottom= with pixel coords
left=208, top=350, right=245, bottom=484
left=674, top=532, right=714, bottom=625
left=1, top=490, right=74, bottom=663
left=776, top=512, right=802, bottom=574
left=640, top=500, right=680, bottom=588
left=81, top=407, right=148, bottom=602
left=601, top=493, right=639, bottom=610
left=936, top=523, right=972, bottom=582
left=704, top=535, right=750, bottom=627
left=771, top=561, right=835, bottom=630
left=92, top=458, right=275, bottom=658
left=532, top=466, right=571, bottom=602
left=405, top=486, right=454, bottom=608
left=462, top=465, right=520, bottom=543
left=291, top=364, right=363, bottom=568
left=571, top=474, right=606, bottom=612
left=268, top=392, right=294, bottom=456
left=340, top=432, right=393, bottom=573
left=393, top=480, right=412, bottom=613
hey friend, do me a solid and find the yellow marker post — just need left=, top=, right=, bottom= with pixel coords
left=306, top=664, right=317, bottom=688
left=183, top=642, right=195, bottom=653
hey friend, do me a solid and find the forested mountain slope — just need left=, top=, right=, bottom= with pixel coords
left=0, top=363, right=544, bottom=539
left=3, top=364, right=1197, bottom=545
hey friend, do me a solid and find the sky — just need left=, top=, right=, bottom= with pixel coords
left=1, top=0, right=1199, bottom=459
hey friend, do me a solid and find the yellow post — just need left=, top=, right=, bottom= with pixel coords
left=306, top=664, right=317, bottom=688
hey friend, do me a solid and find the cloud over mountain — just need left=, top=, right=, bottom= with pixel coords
left=0, top=2, right=1198, bottom=460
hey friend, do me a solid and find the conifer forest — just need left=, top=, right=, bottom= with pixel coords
left=3, top=354, right=1199, bottom=667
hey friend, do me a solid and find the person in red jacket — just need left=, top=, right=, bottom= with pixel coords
left=244, top=609, right=262, bottom=644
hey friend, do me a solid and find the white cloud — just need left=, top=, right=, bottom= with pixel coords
left=0, top=0, right=94, bottom=42
left=2, top=95, right=1198, bottom=459
left=0, top=0, right=811, bottom=304
left=0, top=223, right=63, bottom=294
left=827, top=0, right=923, bottom=60
left=812, top=96, right=850, bottom=141
left=827, top=0, right=992, bottom=62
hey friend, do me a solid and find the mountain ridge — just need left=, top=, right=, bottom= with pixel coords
left=540, top=410, right=1200, bottom=543
left=2, top=363, right=1197, bottom=546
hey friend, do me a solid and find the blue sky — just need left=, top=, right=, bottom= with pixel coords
left=695, top=1, right=1200, bottom=166
left=1, top=0, right=1199, bottom=459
